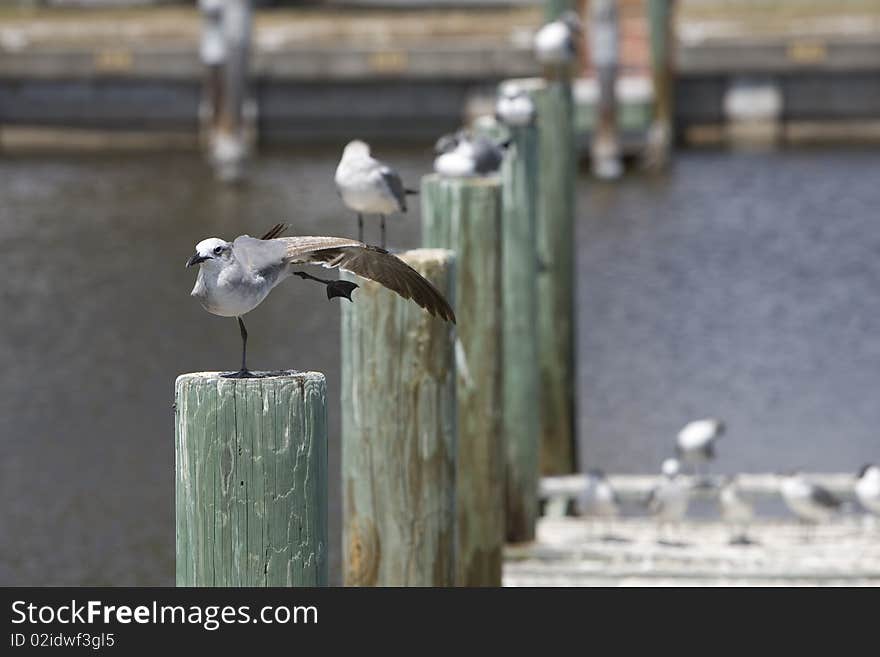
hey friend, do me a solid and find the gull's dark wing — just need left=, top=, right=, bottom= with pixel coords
left=473, top=138, right=504, bottom=174
left=260, top=223, right=290, bottom=240
left=810, top=484, right=842, bottom=510
left=379, top=165, right=407, bottom=212
left=280, top=236, right=455, bottom=323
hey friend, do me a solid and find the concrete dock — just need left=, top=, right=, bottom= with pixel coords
left=501, top=472, right=880, bottom=586
left=1, top=2, right=879, bottom=145
left=504, top=516, right=880, bottom=586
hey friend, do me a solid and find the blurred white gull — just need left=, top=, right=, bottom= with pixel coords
left=647, top=458, right=690, bottom=543
left=855, top=464, right=880, bottom=518
left=433, top=131, right=509, bottom=178
left=779, top=472, right=842, bottom=535
left=676, top=418, right=725, bottom=476
left=334, top=140, right=415, bottom=248
left=495, top=84, right=536, bottom=127
left=577, top=469, right=619, bottom=538
left=718, top=475, right=754, bottom=545
left=533, top=11, right=582, bottom=66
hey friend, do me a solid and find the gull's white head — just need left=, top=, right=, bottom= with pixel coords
left=858, top=464, right=880, bottom=480
left=496, top=84, right=535, bottom=127
left=434, top=132, right=462, bottom=155
left=186, top=237, right=233, bottom=269
left=341, top=140, right=371, bottom=160
left=661, top=458, right=680, bottom=478
left=559, top=10, right=582, bottom=32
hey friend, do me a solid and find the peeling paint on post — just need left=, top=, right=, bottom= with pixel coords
left=340, top=249, right=457, bottom=587
left=422, top=175, right=505, bottom=586
left=175, top=371, right=328, bottom=586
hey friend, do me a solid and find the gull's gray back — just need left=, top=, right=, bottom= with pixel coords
left=233, top=235, right=289, bottom=281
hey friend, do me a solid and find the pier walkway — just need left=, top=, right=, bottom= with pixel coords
left=505, top=516, right=880, bottom=586
left=2, top=2, right=879, bottom=143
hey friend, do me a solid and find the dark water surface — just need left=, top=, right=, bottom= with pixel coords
left=1, top=146, right=878, bottom=585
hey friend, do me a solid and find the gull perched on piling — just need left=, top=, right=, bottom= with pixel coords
left=779, top=472, right=842, bottom=532
left=646, top=458, right=690, bottom=543
left=676, top=418, right=725, bottom=477
left=718, top=475, right=754, bottom=545
left=433, top=131, right=509, bottom=178
left=533, top=11, right=582, bottom=67
left=855, top=464, right=880, bottom=518
left=186, top=223, right=455, bottom=378
left=495, top=84, right=535, bottom=127
left=577, top=469, right=619, bottom=538
left=334, top=140, right=416, bottom=248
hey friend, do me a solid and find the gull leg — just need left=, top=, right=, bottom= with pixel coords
left=358, top=213, right=364, bottom=243
left=294, top=271, right=358, bottom=301
left=380, top=215, right=387, bottom=249
left=223, top=316, right=256, bottom=379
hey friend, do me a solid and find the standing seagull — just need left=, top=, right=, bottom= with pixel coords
left=779, top=472, right=842, bottom=539
left=334, top=140, right=415, bottom=248
left=646, top=458, right=690, bottom=544
left=533, top=10, right=582, bottom=67
left=186, top=223, right=455, bottom=378
left=855, top=464, right=880, bottom=517
left=718, top=475, right=755, bottom=545
left=434, top=131, right=509, bottom=178
left=577, top=469, right=620, bottom=538
left=676, top=418, right=725, bottom=478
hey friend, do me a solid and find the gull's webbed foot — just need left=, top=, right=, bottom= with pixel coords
left=222, top=369, right=258, bottom=379
left=326, top=280, right=358, bottom=301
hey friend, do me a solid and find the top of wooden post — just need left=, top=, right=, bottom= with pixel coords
left=501, top=77, right=547, bottom=94
left=175, top=370, right=325, bottom=387
left=422, top=173, right=502, bottom=187
left=395, top=248, right=455, bottom=268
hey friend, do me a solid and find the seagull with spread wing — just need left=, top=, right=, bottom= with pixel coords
left=186, top=223, right=455, bottom=378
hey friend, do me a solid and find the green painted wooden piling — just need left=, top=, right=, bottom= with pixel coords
left=175, top=371, right=328, bottom=586
left=518, top=78, right=578, bottom=476
left=544, top=0, right=578, bottom=21
left=340, top=249, right=457, bottom=587
left=498, top=112, right=541, bottom=543
left=422, top=175, right=505, bottom=586
left=646, top=0, right=676, bottom=168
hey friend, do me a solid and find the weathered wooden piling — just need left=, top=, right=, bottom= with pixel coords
left=589, top=0, right=623, bottom=179
left=199, top=0, right=253, bottom=182
left=495, top=103, right=541, bottom=543
left=645, top=0, right=676, bottom=168
left=510, top=77, right=577, bottom=477
left=198, top=0, right=225, bottom=144
left=545, top=0, right=578, bottom=21
left=340, top=249, right=457, bottom=587
left=175, top=371, right=328, bottom=586
left=422, top=175, right=505, bottom=586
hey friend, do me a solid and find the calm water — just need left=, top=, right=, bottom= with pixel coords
left=1, top=146, right=878, bottom=585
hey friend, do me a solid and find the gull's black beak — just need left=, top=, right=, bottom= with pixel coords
left=186, top=253, right=210, bottom=268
